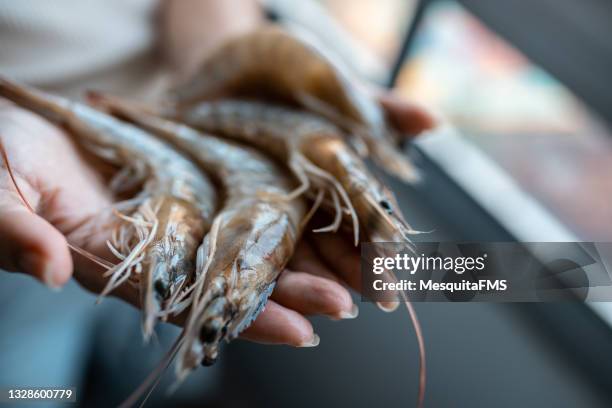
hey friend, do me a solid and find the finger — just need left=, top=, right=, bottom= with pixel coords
left=271, top=269, right=357, bottom=319
left=310, top=230, right=399, bottom=312
left=379, top=93, right=436, bottom=139
left=239, top=300, right=319, bottom=347
left=309, top=231, right=361, bottom=291
left=0, top=196, right=72, bottom=288
left=288, top=239, right=341, bottom=283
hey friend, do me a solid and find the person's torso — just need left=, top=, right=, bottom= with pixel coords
left=0, top=0, right=165, bottom=97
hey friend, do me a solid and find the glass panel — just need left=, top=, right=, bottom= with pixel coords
left=316, top=0, right=417, bottom=83
left=395, top=0, right=612, bottom=241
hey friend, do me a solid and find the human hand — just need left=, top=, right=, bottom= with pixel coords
left=0, top=100, right=357, bottom=348
left=379, top=92, right=436, bottom=140
left=0, top=100, right=356, bottom=347
left=0, top=99, right=116, bottom=291
left=157, top=0, right=263, bottom=83
left=0, top=94, right=434, bottom=348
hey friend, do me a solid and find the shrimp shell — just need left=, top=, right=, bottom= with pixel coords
left=90, top=94, right=306, bottom=373
left=166, top=100, right=426, bottom=405
left=165, top=99, right=415, bottom=246
left=0, top=78, right=217, bottom=337
left=171, top=25, right=419, bottom=182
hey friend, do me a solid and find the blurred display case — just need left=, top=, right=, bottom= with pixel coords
left=250, top=1, right=612, bottom=407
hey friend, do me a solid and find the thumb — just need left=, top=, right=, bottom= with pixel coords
left=0, top=197, right=73, bottom=289
left=378, top=93, right=437, bottom=140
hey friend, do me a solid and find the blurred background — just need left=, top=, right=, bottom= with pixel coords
left=2, top=0, right=612, bottom=407
left=217, top=1, right=612, bottom=407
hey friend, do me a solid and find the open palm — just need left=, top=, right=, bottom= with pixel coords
left=0, top=95, right=433, bottom=346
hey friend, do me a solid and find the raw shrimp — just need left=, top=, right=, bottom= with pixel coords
left=164, top=99, right=415, bottom=246
left=89, top=93, right=306, bottom=374
left=166, top=99, right=426, bottom=407
left=170, top=25, right=419, bottom=182
left=0, top=79, right=216, bottom=337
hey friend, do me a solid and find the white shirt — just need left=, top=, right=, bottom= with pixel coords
left=0, top=0, right=165, bottom=98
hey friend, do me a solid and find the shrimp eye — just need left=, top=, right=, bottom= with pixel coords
left=200, top=324, right=218, bottom=343
left=379, top=200, right=393, bottom=213
left=202, top=355, right=217, bottom=366
left=154, top=279, right=169, bottom=297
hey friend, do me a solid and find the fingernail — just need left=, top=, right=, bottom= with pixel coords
left=377, top=301, right=399, bottom=313
left=334, top=304, right=359, bottom=320
left=19, top=252, right=61, bottom=290
left=45, top=264, right=64, bottom=290
left=298, top=333, right=320, bottom=348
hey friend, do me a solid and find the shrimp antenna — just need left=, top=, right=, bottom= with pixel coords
left=0, top=140, right=114, bottom=270
left=300, top=188, right=325, bottom=230
left=401, top=287, right=426, bottom=408
left=118, top=331, right=185, bottom=408
left=292, top=152, right=360, bottom=245
left=384, top=268, right=426, bottom=408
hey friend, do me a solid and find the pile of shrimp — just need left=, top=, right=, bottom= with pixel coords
left=0, top=25, right=425, bottom=407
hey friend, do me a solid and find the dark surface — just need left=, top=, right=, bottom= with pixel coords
left=216, top=159, right=612, bottom=407
left=222, top=304, right=608, bottom=408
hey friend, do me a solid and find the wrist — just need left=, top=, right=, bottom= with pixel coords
left=158, top=0, right=264, bottom=83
